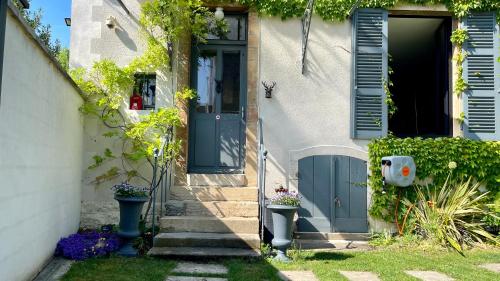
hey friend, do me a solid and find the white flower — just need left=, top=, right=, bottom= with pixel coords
left=448, top=161, right=457, bottom=170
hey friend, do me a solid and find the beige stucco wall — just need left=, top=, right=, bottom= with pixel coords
left=70, top=0, right=175, bottom=227
left=258, top=16, right=369, bottom=191
left=0, top=6, right=84, bottom=281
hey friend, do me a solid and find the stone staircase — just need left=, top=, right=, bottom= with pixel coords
left=148, top=174, right=261, bottom=257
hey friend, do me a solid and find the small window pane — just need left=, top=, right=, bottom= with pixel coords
left=208, top=15, right=246, bottom=41
left=221, top=51, right=240, bottom=114
left=134, top=74, right=156, bottom=110
left=196, top=50, right=217, bottom=113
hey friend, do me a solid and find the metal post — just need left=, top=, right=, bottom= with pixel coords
left=151, top=149, right=159, bottom=238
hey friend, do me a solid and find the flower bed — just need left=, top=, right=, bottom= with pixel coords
left=55, top=231, right=120, bottom=260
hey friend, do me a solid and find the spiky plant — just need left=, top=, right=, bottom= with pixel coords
left=403, top=177, right=499, bottom=254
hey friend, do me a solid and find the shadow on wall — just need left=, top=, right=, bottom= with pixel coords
left=115, top=27, right=137, bottom=51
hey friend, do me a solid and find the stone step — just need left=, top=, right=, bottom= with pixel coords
left=169, top=186, right=258, bottom=202
left=294, top=232, right=370, bottom=241
left=165, top=200, right=258, bottom=218
left=153, top=232, right=260, bottom=249
left=160, top=216, right=259, bottom=234
left=148, top=246, right=260, bottom=258
left=187, top=174, right=246, bottom=187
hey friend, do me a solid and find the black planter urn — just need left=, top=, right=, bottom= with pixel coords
left=267, top=204, right=298, bottom=262
left=115, top=196, right=148, bottom=257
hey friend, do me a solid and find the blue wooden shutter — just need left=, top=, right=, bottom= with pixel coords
left=352, top=9, right=388, bottom=139
left=463, top=12, right=500, bottom=140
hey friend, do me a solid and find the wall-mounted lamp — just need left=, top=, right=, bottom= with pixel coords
left=214, top=7, right=224, bottom=20
left=262, top=81, right=276, bottom=98
left=105, top=16, right=117, bottom=29
left=64, top=18, right=72, bottom=27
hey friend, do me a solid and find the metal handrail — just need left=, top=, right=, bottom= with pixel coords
left=257, top=118, right=268, bottom=240
left=151, top=126, right=175, bottom=238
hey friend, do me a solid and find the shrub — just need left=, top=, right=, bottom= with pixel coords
left=403, top=178, right=499, bottom=254
left=55, top=231, right=120, bottom=260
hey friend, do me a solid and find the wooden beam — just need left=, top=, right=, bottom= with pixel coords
left=389, top=5, right=452, bottom=17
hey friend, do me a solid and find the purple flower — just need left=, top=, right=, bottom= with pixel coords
left=269, top=190, right=301, bottom=207
left=112, top=182, right=148, bottom=198
left=55, top=231, right=120, bottom=260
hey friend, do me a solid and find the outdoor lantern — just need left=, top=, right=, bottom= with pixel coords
left=106, top=16, right=117, bottom=29
left=64, top=18, right=71, bottom=27
left=214, top=7, right=224, bottom=20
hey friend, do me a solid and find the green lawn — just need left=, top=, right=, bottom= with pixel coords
left=62, top=249, right=500, bottom=281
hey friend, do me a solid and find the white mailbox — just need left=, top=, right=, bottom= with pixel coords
left=381, top=156, right=416, bottom=187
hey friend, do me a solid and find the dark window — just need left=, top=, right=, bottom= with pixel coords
left=388, top=17, right=452, bottom=137
left=221, top=51, right=241, bottom=114
left=208, top=15, right=247, bottom=41
left=134, top=74, right=156, bottom=109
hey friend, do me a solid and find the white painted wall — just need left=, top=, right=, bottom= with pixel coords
left=0, top=6, right=84, bottom=281
left=70, top=0, right=175, bottom=227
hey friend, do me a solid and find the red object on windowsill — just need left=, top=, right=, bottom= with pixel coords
left=129, top=93, right=143, bottom=110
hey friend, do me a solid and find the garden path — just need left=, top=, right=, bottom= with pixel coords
left=405, top=270, right=455, bottom=281
left=479, top=263, right=500, bottom=273
left=278, top=270, right=319, bottom=281
left=166, top=262, right=228, bottom=281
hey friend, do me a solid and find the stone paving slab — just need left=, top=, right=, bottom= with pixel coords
left=278, top=270, right=319, bottom=281
left=172, top=262, right=228, bottom=275
left=479, top=263, right=500, bottom=273
left=405, top=271, right=454, bottom=281
left=296, top=240, right=372, bottom=252
left=339, top=271, right=381, bottom=281
left=166, top=277, right=227, bottom=281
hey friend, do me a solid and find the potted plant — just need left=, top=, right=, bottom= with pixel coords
left=112, top=182, right=148, bottom=256
left=267, top=185, right=300, bottom=262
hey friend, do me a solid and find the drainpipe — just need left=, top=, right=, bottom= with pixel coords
left=0, top=0, right=29, bottom=105
left=0, top=0, right=7, bottom=105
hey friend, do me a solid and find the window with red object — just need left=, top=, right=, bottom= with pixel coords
left=131, top=73, right=156, bottom=110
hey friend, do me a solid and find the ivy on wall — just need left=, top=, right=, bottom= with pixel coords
left=210, top=0, right=500, bottom=22
left=368, top=137, right=500, bottom=222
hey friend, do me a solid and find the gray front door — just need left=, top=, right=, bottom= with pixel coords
left=188, top=46, right=247, bottom=173
left=297, top=155, right=368, bottom=233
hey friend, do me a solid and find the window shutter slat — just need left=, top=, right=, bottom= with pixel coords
left=352, top=9, right=388, bottom=139
left=463, top=12, right=499, bottom=140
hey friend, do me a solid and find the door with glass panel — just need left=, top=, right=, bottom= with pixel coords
left=188, top=45, right=247, bottom=173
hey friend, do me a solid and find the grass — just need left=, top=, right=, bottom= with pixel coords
left=62, top=248, right=500, bottom=281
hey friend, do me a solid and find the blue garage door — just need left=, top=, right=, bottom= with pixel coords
left=298, top=155, right=368, bottom=233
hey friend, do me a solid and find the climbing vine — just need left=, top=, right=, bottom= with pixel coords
left=385, top=54, right=396, bottom=119
left=210, top=0, right=500, bottom=22
left=368, top=137, right=500, bottom=222
left=450, top=28, right=468, bottom=97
